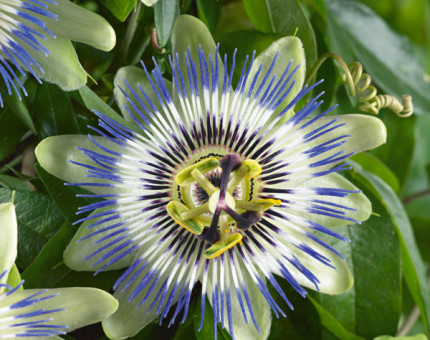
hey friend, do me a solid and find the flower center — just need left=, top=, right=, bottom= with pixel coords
left=166, top=153, right=281, bottom=259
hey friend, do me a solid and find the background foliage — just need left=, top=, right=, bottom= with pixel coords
left=1, top=0, right=429, bottom=339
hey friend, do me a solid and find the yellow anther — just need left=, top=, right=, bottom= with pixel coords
left=204, top=233, right=243, bottom=259
left=242, top=159, right=262, bottom=178
left=166, top=201, right=204, bottom=235
left=236, top=198, right=281, bottom=211
left=175, top=157, right=219, bottom=186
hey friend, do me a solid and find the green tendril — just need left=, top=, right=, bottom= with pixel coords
left=305, top=52, right=413, bottom=118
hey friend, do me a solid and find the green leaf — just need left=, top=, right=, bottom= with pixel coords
left=350, top=165, right=430, bottom=335
left=0, top=202, right=17, bottom=285
left=154, top=0, right=180, bottom=47
left=77, top=86, right=137, bottom=132
left=309, top=296, right=364, bottom=340
left=32, top=83, right=80, bottom=139
left=325, top=0, right=430, bottom=115
left=242, top=0, right=317, bottom=69
left=196, top=0, right=222, bottom=33
left=4, top=92, right=36, bottom=134
left=350, top=153, right=400, bottom=193
left=269, top=280, right=321, bottom=340
left=0, top=107, right=28, bottom=161
left=99, top=0, right=137, bottom=22
left=46, top=0, right=116, bottom=51
left=314, top=185, right=401, bottom=338
left=21, top=222, right=75, bottom=288
left=0, top=188, right=65, bottom=269
left=0, top=175, right=32, bottom=191
left=370, top=114, right=415, bottom=190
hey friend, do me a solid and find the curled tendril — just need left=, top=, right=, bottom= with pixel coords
left=305, top=52, right=413, bottom=118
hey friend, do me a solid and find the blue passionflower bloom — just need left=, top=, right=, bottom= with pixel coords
left=0, top=0, right=115, bottom=106
left=36, top=16, right=387, bottom=340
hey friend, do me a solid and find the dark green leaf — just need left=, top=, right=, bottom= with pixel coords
left=196, top=0, right=221, bottom=33
left=0, top=108, right=28, bottom=161
left=370, top=113, right=415, bottom=190
left=326, top=0, right=430, bottom=115
left=269, top=279, right=321, bottom=339
left=99, top=0, right=137, bottom=22
left=350, top=153, right=400, bottom=193
left=0, top=188, right=65, bottom=269
left=316, top=186, right=401, bottom=338
left=154, top=0, right=180, bottom=47
left=32, top=83, right=80, bottom=138
left=242, top=0, right=317, bottom=69
left=22, top=222, right=75, bottom=288
left=350, top=164, right=430, bottom=334
left=78, top=85, right=138, bottom=132
left=309, top=296, right=364, bottom=340
left=0, top=175, right=32, bottom=191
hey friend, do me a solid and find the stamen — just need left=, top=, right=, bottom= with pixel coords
left=166, top=201, right=204, bottom=234
left=175, top=157, right=219, bottom=185
left=236, top=199, right=281, bottom=211
left=204, top=233, right=243, bottom=259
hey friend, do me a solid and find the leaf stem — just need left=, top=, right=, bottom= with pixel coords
left=403, top=189, right=430, bottom=205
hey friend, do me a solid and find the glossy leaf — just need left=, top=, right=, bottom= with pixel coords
left=350, top=165, right=430, bottom=334
left=242, top=0, right=317, bottom=69
left=154, top=0, right=180, bottom=47
left=196, top=0, right=222, bottom=33
left=32, top=83, right=80, bottom=139
left=21, top=222, right=75, bottom=288
left=309, top=296, right=364, bottom=340
left=351, top=153, right=400, bottom=193
left=370, top=114, right=416, bottom=190
left=99, top=0, right=137, bottom=22
left=78, top=86, right=137, bottom=132
left=0, top=108, right=28, bottom=161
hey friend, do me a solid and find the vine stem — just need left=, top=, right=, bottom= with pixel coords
left=304, top=52, right=356, bottom=96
